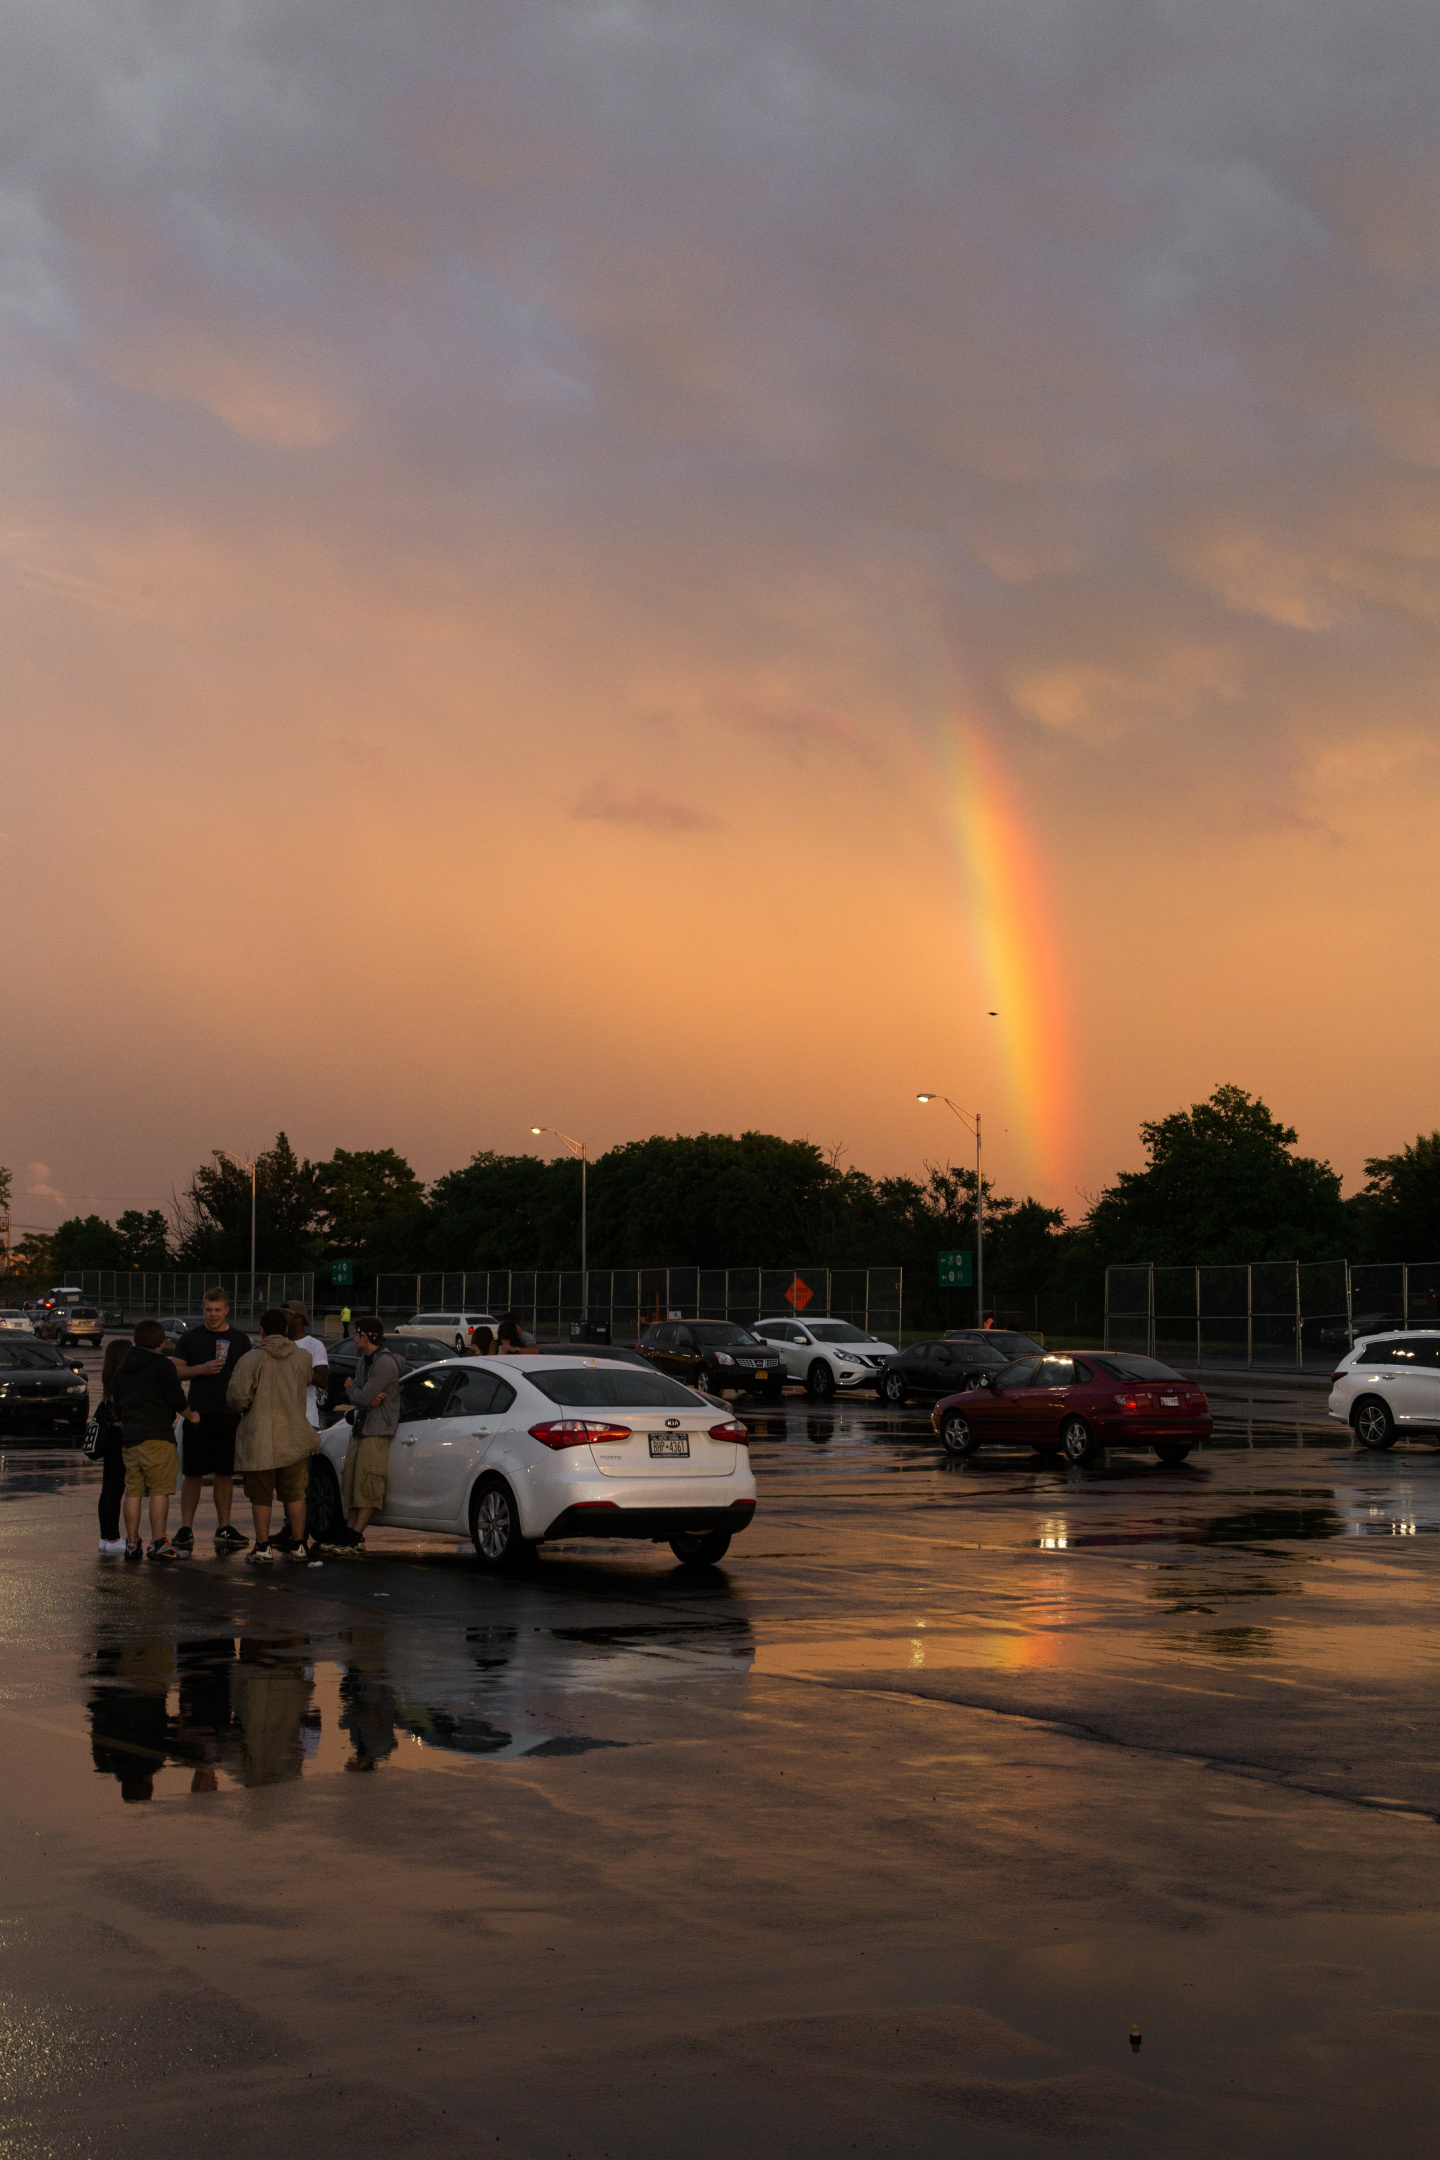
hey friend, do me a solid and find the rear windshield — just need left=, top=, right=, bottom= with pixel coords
left=690, top=1322, right=760, bottom=1346
left=1094, top=1355, right=1185, bottom=1382
left=529, top=1368, right=703, bottom=1410
left=69, top=1307, right=100, bottom=1319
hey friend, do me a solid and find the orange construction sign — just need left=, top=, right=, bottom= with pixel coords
left=784, top=1276, right=814, bottom=1312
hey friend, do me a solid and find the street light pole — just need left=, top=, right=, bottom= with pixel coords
left=531, top=1126, right=588, bottom=1275
left=916, top=1094, right=984, bottom=1324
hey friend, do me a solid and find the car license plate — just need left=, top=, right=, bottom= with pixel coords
left=1161, top=1395, right=1179, bottom=1407
left=649, top=1433, right=690, bottom=1458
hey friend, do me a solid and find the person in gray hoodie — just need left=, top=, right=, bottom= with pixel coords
left=226, top=1310, right=315, bottom=1566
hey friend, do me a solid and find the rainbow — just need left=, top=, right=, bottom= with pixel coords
left=929, top=714, right=1073, bottom=1202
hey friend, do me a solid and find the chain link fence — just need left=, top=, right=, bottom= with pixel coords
left=347, top=1266, right=904, bottom=1342
left=1105, top=1260, right=1440, bottom=1373
left=76, top=1271, right=316, bottom=1328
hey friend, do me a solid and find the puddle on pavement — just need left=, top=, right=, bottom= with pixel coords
left=82, top=1613, right=754, bottom=1806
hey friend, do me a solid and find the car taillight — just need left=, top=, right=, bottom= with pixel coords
left=528, top=1420, right=632, bottom=1449
left=1330, top=1371, right=1343, bottom=1383
left=1112, top=1392, right=1140, bottom=1412
left=709, top=1420, right=749, bottom=1443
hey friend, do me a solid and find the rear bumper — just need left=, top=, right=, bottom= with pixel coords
left=1092, top=1417, right=1213, bottom=1443
left=542, top=1499, right=757, bottom=1542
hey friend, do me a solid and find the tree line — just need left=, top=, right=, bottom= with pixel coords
left=15, top=1086, right=1440, bottom=1331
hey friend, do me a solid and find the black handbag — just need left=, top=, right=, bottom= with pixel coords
left=82, top=1399, right=117, bottom=1459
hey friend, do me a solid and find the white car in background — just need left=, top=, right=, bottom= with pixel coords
left=307, top=1353, right=757, bottom=1568
left=1328, top=1331, right=1440, bottom=1450
left=752, top=1316, right=898, bottom=1398
left=394, top=1311, right=500, bottom=1354
left=0, top=1310, right=35, bottom=1333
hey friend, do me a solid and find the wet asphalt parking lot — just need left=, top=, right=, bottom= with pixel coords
left=3, top=1363, right=1440, bottom=2158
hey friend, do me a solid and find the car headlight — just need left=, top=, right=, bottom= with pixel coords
left=714, top=1352, right=735, bottom=1364
left=0, top=1383, right=10, bottom=1396
left=69, top=1381, right=88, bottom=1392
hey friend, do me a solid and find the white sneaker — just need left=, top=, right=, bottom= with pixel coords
left=98, top=1538, right=127, bottom=1556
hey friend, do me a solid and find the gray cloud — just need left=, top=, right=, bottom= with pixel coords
left=7, top=0, right=1440, bottom=819
left=572, top=780, right=721, bottom=833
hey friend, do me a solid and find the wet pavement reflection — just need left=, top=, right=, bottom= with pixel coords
left=5, top=1385, right=1440, bottom=2156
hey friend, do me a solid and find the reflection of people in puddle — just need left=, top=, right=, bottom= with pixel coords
left=89, top=1640, right=174, bottom=1804
left=339, top=1629, right=399, bottom=1773
left=229, top=1639, right=314, bottom=1787
left=170, top=1639, right=240, bottom=1794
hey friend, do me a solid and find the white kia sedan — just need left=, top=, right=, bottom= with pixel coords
left=309, top=1354, right=757, bottom=1568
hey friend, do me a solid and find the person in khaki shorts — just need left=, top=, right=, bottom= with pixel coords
left=332, top=1319, right=400, bottom=1555
left=226, top=1309, right=316, bottom=1567
left=113, top=1318, right=200, bottom=1563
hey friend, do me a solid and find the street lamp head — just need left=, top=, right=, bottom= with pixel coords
left=530, top=1126, right=544, bottom=1135
left=916, top=1093, right=936, bottom=1103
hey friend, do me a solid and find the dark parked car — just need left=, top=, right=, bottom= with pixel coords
left=0, top=1338, right=91, bottom=1436
left=319, top=1332, right=464, bottom=1418
left=875, top=1338, right=1010, bottom=1404
left=932, top=1351, right=1212, bottom=1465
left=944, top=1328, right=1045, bottom=1359
left=1315, top=1311, right=1410, bottom=1349
left=638, top=1321, right=785, bottom=1399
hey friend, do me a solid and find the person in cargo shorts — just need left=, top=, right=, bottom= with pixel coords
left=334, top=1319, right=400, bottom=1554
left=226, top=1310, right=316, bottom=1566
left=112, top=1319, right=200, bottom=1563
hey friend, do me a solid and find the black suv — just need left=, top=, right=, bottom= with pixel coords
left=639, top=1321, right=785, bottom=1399
left=875, top=1338, right=1010, bottom=1405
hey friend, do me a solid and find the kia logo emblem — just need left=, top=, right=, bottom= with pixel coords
left=665, top=1418, right=681, bottom=1428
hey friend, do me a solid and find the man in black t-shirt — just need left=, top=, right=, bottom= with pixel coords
left=172, top=1288, right=251, bottom=1552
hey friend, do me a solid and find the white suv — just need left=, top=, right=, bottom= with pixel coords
left=1328, top=1331, right=1440, bottom=1450
left=394, top=1311, right=499, bottom=1354
left=752, top=1317, right=897, bottom=1399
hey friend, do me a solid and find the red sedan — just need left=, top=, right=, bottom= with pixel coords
left=930, top=1351, right=1211, bottom=1465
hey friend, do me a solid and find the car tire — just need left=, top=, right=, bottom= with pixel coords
left=1353, top=1398, right=1397, bottom=1451
left=455, top=1334, right=465, bottom=1353
left=669, top=1528, right=732, bottom=1567
left=306, top=1456, right=344, bottom=1543
left=1060, top=1416, right=1102, bottom=1465
left=805, top=1361, right=836, bottom=1401
left=939, top=1409, right=979, bottom=1457
left=469, top=1475, right=532, bottom=1569
left=880, top=1369, right=907, bottom=1406
left=701, top=1364, right=728, bottom=1395
left=1154, top=1442, right=1192, bottom=1466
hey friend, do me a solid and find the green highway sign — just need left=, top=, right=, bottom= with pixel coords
left=330, top=1260, right=354, bottom=1287
left=938, top=1249, right=973, bottom=1289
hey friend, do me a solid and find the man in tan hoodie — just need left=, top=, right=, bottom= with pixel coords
left=227, top=1309, right=316, bottom=1566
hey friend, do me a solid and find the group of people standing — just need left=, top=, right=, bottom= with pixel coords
left=94, top=1288, right=401, bottom=1565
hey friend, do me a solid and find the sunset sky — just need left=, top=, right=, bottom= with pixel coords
left=6, top=0, right=1440, bottom=1241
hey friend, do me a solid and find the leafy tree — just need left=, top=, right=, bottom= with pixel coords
left=1083, top=1084, right=1346, bottom=1266
left=312, top=1149, right=424, bottom=1260
left=1352, top=1134, right=1440, bottom=1261
left=50, top=1208, right=173, bottom=1274
left=52, top=1216, right=127, bottom=1271
left=0, top=1163, right=11, bottom=1216
left=174, top=1132, right=317, bottom=1270
left=116, top=1210, right=173, bottom=1268
left=7, top=1233, right=54, bottom=1291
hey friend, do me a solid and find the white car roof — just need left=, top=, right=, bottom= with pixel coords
left=1354, top=1329, right=1440, bottom=1342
